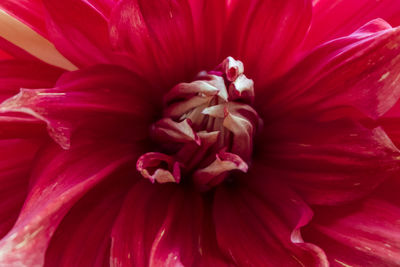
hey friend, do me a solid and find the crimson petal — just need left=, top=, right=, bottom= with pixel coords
left=109, top=0, right=197, bottom=88
left=0, top=141, right=136, bottom=266
left=44, top=165, right=135, bottom=267
left=262, top=19, right=400, bottom=121
left=111, top=181, right=209, bottom=267
left=223, top=0, right=312, bottom=87
left=42, top=0, right=113, bottom=67
left=0, top=65, right=155, bottom=149
left=214, top=171, right=328, bottom=266
left=303, top=178, right=400, bottom=266
left=261, top=119, right=400, bottom=205
left=303, top=0, right=400, bottom=51
left=0, top=139, right=41, bottom=239
left=0, top=59, right=62, bottom=102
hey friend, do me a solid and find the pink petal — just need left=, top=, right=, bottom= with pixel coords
left=109, top=0, right=197, bottom=88
left=303, top=0, right=400, bottom=51
left=261, top=19, right=400, bottom=120
left=0, top=59, right=62, bottom=102
left=0, top=48, right=12, bottom=60
left=223, top=0, right=312, bottom=87
left=0, top=139, right=41, bottom=239
left=213, top=170, right=328, bottom=266
left=0, top=141, right=136, bottom=266
left=261, top=119, right=400, bottom=205
left=44, top=165, right=135, bottom=267
left=111, top=181, right=211, bottom=267
left=0, top=65, right=155, bottom=149
left=42, top=0, right=113, bottom=67
left=86, top=0, right=119, bottom=19
left=303, top=178, right=400, bottom=266
left=187, top=0, right=228, bottom=71
left=0, top=0, right=47, bottom=37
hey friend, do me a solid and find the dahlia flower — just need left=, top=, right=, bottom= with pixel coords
left=1, top=0, right=400, bottom=266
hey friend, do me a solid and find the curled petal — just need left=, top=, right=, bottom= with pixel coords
left=303, top=0, right=400, bottom=50
left=42, top=0, right=113, bottom=67
left=0, top=142, right=136, bottom=266
left=262, top=19, right=400, bottom=120
left=110, top=181, right=208, bottom=267
left=0, top=65, right=155, bottom=149
left=152, top=118, right=200, bottom=145
left=136, top=152, right=181, bottom=184
left=214, top=173, right=328, bottom=266
left=193, top=150, right=248, bottom=191
left=303, top=178, right=400, bottom=266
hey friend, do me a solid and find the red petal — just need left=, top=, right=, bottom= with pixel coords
left=303, top=178, right=400, bottom=266
left=44, top=165, right=134, bottom=267
left=42, top=0, right=113, bottom=67
left=223, top=0, right=312, bottom=86
left=303, top=0, right=400, bottom=51
left=261, top=19, right=400, bottom=120
left=0, top=139, right=41, bottom=239
left=261, top=119, right=400, bottom=205
left=0, top=0, right=47, bottom=37
left=111, top=181, right=207, bottom=267
left=0, top=48, right=12, bottom=60
left=0, top=65, right=155, bottom=149
left=0, top=59, right=62, bottom=102
left=86, top=0, right=119, bottom=19
left=0, top=141, right=136, bottom=266
left=214, top=172, right=328, bottom=266
left=109, top=0, right=197, bottom=88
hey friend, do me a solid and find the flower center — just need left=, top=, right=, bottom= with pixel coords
left=137, top=57, right=262, bottom=191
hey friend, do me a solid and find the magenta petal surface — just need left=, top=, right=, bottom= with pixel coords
left=262, top=19, right=400, bottom=120
left=224, top=0, right=312, bottom=87
left=303, top=178, right=400, bottom=266
left=0, top=139, right=41, bottom=239
left=0, top=59, right=62, bottom=101
left=42, top=0, right=113, bottom=67
left=213, top=169, right=328, bottom=266
left=110, top=181, right=206, bottom=267
left=110, top=0, right=196, bottom=87
left=44, top=165, right=135, bottom=267
left=0, top=65, right=155, bottom=149
left=303, top=0, right=400, bottom=51
left=261, top=119, right=400, bottom=205
left=0, top=141, right=135, bottom=266
left=1, top=1, right=400, bottom=266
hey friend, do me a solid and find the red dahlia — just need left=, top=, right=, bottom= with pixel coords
left=0, top=0, right=400, bottom=266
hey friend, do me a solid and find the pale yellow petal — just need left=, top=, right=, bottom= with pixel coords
left=0, top=9, right=77, bottom=71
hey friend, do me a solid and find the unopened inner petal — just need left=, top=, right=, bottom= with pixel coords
left=137, top=57, right=262, bottom=190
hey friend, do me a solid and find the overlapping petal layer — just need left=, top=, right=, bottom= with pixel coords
left=260, top=119, right=400, bottom=205
left=0, top=64, right=155, bottom=149
left=0, top=141, right=136, bottom=266
left=303, top=0, right=400, bottom=51
left=44, top=165, right=135, bottom=267
left=303, top=178, right=400, bottom=266
left=214, top=171, right=328, bottom=266
left=261, top=19, right=400, bottom=120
